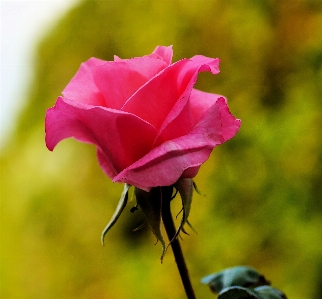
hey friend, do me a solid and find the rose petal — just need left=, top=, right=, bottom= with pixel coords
left=177, top=56, right=220, bottom=88
left=62, top=57, right=106, bottom=106
left=149, top=45, right=173, bottom=65
left=92, top=58, right=167, bottom=109
left=121, top=59, right=191, bottom=129
left=189, top=89, right=226, bottom=123
left=152, top=94, right=193, bottom=148
left=121, top=56, right=219, bottom=132
left=153, top=58, right=221, bottom=147
left=113, top=97, right=241, bottom=190
left=45, top=97, right=157, bottom=178
left=217, top=98, right=242, bottom=141
left=114, top=45, right=173, bottom=65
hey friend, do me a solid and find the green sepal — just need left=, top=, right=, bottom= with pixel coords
left=135, top=187, right=166, bottom=261
left=172, top=178, right=194, bottom=242
left=132, top=221, right=147, bottom=232
left=101, top=184, right=131, bottom=245
left=201, top=266, right=270, bottom=294
left=193, top=181, right=203, bottom=195
left=185, top=219, right=197, bottom=234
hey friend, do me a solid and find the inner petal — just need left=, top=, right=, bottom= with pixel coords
left=121, top=59, right=190, bottom=129
left=93, top=58, right=167, bottom=109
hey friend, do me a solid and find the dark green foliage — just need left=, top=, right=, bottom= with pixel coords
left=218, top=287, right=259, bottom=299
left=202, top=266, right=286, bottom=298
left=201, top=266, right=270, bottom=293
left=218, top=286, right=286, bottom=299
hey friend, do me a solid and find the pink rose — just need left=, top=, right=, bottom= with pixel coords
left=45, top=46, right=240, bottom=191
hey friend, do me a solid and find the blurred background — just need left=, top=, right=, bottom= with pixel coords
left=1, top=0, right=321, bottom=298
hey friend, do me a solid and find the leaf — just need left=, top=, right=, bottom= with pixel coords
left=254, top=286, right=287, bottom=299
left=218, top=286, right=287, bottom=299
left=172, top=178, right=194, bottom=241
left=101, top=184, right=131, bottom=245
left=218, top=286, right=259, bottom=299
left=201, top=266, right=270, bottom=294
left=135, top=187, right=166, bottom=261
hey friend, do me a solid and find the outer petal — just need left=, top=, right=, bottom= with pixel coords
left=189, top=89, right=226, bottom=124
left=92, top=58, right=167, bottom=109
left=45, top=97, right=157, bottom=178
left=177, top=56, right=220, bottom=88
left=62, top=57, right=107, bottom=106
left=113, top=97, right=241, bottom=190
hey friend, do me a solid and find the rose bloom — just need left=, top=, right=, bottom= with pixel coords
left=45, top=46, right=240, bottom=191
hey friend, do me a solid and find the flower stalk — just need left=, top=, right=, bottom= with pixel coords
left=161, top=186, right=197, bottom=299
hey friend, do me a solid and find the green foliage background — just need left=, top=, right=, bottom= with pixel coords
left=1, top=0, right=321, bottom=298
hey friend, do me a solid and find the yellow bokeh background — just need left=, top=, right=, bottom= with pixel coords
left=1, top=0, right=322, bottom=298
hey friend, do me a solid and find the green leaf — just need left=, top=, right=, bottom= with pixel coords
left=135, top=187, right=166, bottom=261
left=218, top=286, right=287, bottom=299
left=101, top=184, right=131, bottom=245
left=173, top=178, right=194, bottom=241
left=254, top=286, right=287, bottom=299
left=201, top=266, right=270, bottom=294
left=218, top=286, right=259, bottom=299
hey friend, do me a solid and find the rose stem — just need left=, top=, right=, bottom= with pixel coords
left=161, top=186, right=197, bottom=299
